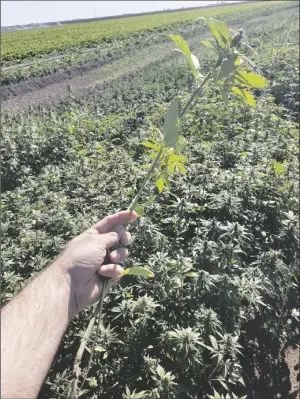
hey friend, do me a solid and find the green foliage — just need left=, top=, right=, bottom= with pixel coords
left=1, top=1, right=285, bottom=66
left=170, top=16, right=269, bottom=108
left=1, top=4, right=299, bottom=399
left=168, top=35, right=200, bottom=79
left=122, top=267, right=155, bottom=278
left=163, top=98, right=181, bottom=148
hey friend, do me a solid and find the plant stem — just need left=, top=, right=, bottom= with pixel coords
left=68, top=279, right=108, bottom=398
left=79, top=278, right=108, bottom=391
left=180, top=71, right=212, bottom=118
left=125, top=145, right=163, bottom=224
left=69, top=144, right=163, bottom=398
left=68, top=303, right=100, bottom=398
left=69, top=56, right=220, bottom=398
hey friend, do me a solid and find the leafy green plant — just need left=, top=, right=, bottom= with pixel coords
left=67, top=17, right=270, bottom=398
left=2, top=6, right=298, bottom=399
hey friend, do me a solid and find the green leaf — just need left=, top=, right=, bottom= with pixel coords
left=78, top=389, right=89, bottom=397
left=210, top=335, right=218, bottom=350
left=207, top=18, right=230, bottom=48
left=95, top=346, right=106, bottom=353
left=163, top=98, right=181, bottom=148
left=167, top=154, right=188, bottom=174
left=140, top=141, right=158, bottom=150
left=161, top=170, right=171, bottom=190
left=202, top=141, right=213, bottom=148
left=231, top=86, right=256, bottom=107
left=238, top=376, right=245, bottom=387
left=122, top=267, right=155, bottom=278
left=271, top=160, right=285, bottom=176
left=235, top=71, right=268, bottom=88
left=156, top=365, right=165, bottom=378
left=218, top=379, right=229, bottom=391
left=174, top=161, right=187, bottom=174
left=156, top=176, right=164, bottom=193
left=135, top=195, right=155, bottom=218
left=176, top=135, right=188, bottom=151
left=169, top=34, right=199, bottom=78
left=185, top=271, right=197, bottom=277
left=191, top=54, right=203, bottom=77
left=198, top=342, right=215, bottom=352
left=168, top=154, right=188, bottom=163
left=218, top=54, right=239, bottom=80
left=201, top=40, right=218, bottom=53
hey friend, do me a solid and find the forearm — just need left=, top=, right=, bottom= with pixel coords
left=1, top=261, right=72, bottom=399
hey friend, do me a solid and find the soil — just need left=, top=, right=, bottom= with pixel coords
left=1, top=9, right=287, bottom=110
left=1, top=53, right=126, bottom=106
left=1, top=7, right=299, bottom=394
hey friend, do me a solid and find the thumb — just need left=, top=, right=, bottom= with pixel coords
left=97, top=231, right=119, bottom=249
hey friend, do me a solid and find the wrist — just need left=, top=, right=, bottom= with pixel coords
left=47, top=257, right=78, bottom=322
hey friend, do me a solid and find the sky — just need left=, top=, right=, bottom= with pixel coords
left=1, top=1, right=239, bottom=27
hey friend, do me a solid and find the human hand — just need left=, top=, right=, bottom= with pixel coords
left=54, top=210, right=136, bottom=319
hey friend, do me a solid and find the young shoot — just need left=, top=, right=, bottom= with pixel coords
left=68, top=18, right=268, bottom=398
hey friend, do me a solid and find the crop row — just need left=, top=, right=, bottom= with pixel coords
left=2, top=2, right=296, bottom=87
left=2, top=7, right=299, bottom=398
left=1, top=1, right=288, bottom=66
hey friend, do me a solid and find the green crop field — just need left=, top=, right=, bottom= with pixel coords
left=1, top=2, right=299, bottom=399
left=1, top=1, right=286, bottom=66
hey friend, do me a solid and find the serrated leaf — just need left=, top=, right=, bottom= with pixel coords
left=231, top=86, right=256, bottom=107
left=201, top=40, right=218, bottom=53
left=238, top=376, right=245, bottom=386
left=271, top=160, right=285, bottom=176
left=169, top=34, right=198, bottom=78
left=210, top=335, right=218, bottom=350
left=218, top=379, right=229, bottom=391
left=198, top=342, right=215, bottom=352
left=78, top=389, right=89, bottom=397
left=95, top=346, right=106, bottom=353
left=185, top=271, right=197, bottom=277
left=174, top=161, right=187, bottom=174
left=235, top=71, right=268, bottom=88
left=156, top=365, right=165, bottom=378
left=207, top=18, right=230, bottom=48
left=135, top=195, right=155, bottom=218
left=161, top=170, right=171, bottom=190
left=156, top=176, right=164, bottom=193
left=122, top=267, right=155, bottom=278
left=140, top=141, right=158, bottom=150
left=168, top=154, right=188, bottom=163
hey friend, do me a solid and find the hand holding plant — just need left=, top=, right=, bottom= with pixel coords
left=69, top=17, right=269, bottom=398
left=56, top=210, right=136, bottom=319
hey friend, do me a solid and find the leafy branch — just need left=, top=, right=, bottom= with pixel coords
left=68, top=17, right=268, bottom=398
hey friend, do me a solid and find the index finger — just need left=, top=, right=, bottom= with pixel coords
left=91, top=210, right=137, bottom=234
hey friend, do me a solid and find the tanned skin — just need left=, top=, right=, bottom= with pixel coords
left=1, top=210, right=136, bottom=399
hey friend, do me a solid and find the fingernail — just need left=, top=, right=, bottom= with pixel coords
left=100, top=265, right=108, bottom=272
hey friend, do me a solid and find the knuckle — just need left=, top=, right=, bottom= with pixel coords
left=99, top=247, right=107, bottom=257
left=110, top=231, right=118, bottom=240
